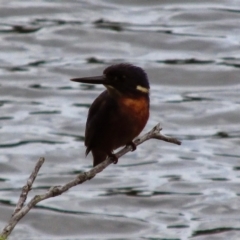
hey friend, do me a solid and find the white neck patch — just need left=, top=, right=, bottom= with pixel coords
left=136, top=85, right=149, bottom=93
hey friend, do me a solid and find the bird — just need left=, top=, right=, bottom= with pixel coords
left=71, top=63, right=150, bottom=167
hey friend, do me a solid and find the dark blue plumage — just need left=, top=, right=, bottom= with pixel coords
left=71, top=63, right=150, bottom=166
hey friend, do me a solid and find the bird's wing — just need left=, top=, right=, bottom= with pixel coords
left=85, top=90, right=117, bottom=156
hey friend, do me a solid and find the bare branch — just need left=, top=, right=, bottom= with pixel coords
left=0, top=124, right=181, bottom=239
left=12, top=157, right=45, bottom=216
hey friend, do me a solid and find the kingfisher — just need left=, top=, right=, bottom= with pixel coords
left=71, top=63, right=150, bottom=167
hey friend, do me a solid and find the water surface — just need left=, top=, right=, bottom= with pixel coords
left=0, top=1, right=240, bottom=239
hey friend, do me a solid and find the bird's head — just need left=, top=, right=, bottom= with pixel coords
left=71, top=63, right=150, bottom=98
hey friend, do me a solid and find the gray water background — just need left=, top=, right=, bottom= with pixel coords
left=0, top=1, right=240, bottom=239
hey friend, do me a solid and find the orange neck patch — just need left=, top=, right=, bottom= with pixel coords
left=119, top=96, right=149, bottom=115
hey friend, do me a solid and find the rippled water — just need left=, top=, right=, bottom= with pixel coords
left=1, top=1, right=240, bottom=239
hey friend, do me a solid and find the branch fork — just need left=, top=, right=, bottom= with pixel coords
left=0, top=123, right=181, bottom=239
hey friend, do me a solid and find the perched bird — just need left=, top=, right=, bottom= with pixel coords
left=71, top=63, right=150, bottom=166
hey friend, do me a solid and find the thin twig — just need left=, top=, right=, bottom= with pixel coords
left=12, top=157, right=45, bottom=216
left=0, top=124, right=181, bottom=239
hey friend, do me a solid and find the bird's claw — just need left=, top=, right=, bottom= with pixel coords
left=127, top=141, right=137, bottom=152
left=109, top=153, right=118, bottom=164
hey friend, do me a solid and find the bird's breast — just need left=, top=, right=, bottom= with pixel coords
left=119, top=96, right=149, bottom=119
left=117, top=96, right=149, bottom=139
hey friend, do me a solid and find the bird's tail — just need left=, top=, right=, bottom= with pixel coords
left=92, top=149, right=108, bottom=167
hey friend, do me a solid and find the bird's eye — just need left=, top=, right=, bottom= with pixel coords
left=111, top=75, right=126, bottom=82
left=120, top=75, right=126, bottom=82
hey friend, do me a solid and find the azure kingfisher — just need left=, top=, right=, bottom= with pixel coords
left=71, top=63, right=150, bottom=167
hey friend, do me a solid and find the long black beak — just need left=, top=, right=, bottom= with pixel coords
left=71, top=75, right=106, bottom=84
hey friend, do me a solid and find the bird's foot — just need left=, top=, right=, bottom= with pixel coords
left=109, top=153, right=118, bottom=164
left=127, top=141, right=137, bottom=152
